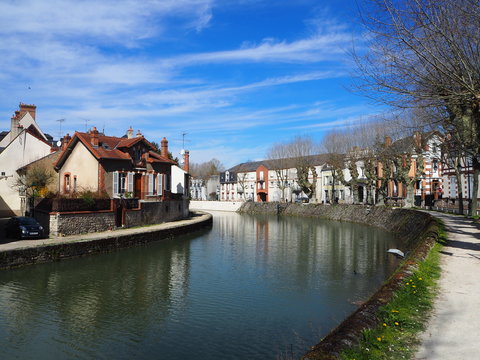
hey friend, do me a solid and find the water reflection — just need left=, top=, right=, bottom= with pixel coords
left=0, top=213, right=401, bottom=360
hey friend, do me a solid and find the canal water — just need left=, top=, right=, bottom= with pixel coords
left=0, top=212, right=402, bottom=359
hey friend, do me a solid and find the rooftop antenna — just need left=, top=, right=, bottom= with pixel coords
left=80, top=118, right=91, bottom=132
left=56, top=118, right=65, bottom=139
left=182, top=132, right=188, bottom=150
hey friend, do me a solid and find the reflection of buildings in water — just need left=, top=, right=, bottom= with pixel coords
left=0, top=239, right=192, bottom=346
left=255, top=220, right=269, bottom=256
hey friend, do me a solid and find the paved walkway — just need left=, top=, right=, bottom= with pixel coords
left=416, top=212, right=480, bottom=359
left=0, top=212, right=211, bottom=252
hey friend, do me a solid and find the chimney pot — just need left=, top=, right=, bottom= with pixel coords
left=136, top=130, right=142, bottom=137
left=127, top=127, right=134, bottom=139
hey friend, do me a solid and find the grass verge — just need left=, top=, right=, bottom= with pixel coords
left=340, top=224, right=446, bottom=360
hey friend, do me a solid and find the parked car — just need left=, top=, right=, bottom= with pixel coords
left=295, top=197, right=309, bottom=203
left=5, top=217, right=45, bottom=240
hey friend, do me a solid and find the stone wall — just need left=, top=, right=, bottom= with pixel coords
left=238, top=202, right=433, bottom=246
left=37, top=199, right=190, bottom=237
left=0, top=212, right=212, bottom=270
left=125, top=199, right=189, bottom=227
left=49, top=211, right=116, bottom=236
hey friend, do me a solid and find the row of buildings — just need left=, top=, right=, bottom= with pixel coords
left=191, top=131, right=475, bottom=210
left=0, top=103, right=190, bottom=219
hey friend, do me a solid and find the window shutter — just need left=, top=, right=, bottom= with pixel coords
left=113, top=171, right=119, bottom=196
left=148, top=174, right=153, bottom=195
left=158, top=174, right=163, bottom=196
left=128, top=172, right=134, bottom=193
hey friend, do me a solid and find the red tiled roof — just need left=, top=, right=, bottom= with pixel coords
left=148, top=150, right=177, bottom=164
left=54, top=131, right=176, bottom=169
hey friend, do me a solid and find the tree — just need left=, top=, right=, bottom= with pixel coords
left=284, top=135, right=319, bottom=200
left=355, top=0, right=480, bottom=214
left=189, top=158, right=225, bottom=180
left=266, top=143, right=291, bottom=202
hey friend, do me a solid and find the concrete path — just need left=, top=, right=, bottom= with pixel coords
left=0, top=212, right=211, bottom=252
left=416, top=212, right=480, bottom=359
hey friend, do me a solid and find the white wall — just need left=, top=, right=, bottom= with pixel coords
left=171, top=165, right=187, bottom=194
left=59, top=142, right=99, bottom=192
left=0, top=131, right=52, bottom=216
left=190, top=200, right=243, bottom=212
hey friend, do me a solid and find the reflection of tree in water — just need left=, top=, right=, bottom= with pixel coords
left=213, top=213, right=402, bottom=297
left=0, top=238, right=192, bottom=353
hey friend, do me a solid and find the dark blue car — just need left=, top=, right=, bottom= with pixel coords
left=5, top=217, right=45, bottom=239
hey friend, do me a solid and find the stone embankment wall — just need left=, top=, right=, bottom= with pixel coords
left=238, top=202, right=440, bottom=360
left=0, top=212, right=212, bottom=270
left=238, top=202, right=434, bottom=246
left=190, top=200, right=243, bottom=212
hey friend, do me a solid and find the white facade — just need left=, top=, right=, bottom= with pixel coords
left=0, top=130, right=52, bottom=216
left=171, top=165, right=188, bottom=196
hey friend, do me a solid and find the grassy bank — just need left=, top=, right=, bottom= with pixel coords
left=340, top=225, right=446, bottom=360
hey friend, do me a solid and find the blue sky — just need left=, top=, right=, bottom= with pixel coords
left=0, top=0, right=378, bottom=168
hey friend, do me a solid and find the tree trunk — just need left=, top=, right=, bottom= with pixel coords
left=455, top=165, right=464, bottom=215
left=404, top=182, right=415, bottom=208
left=471, top=157, right=479, bottom=217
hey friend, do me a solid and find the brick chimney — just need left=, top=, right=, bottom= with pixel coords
left=19, top=103, right=36, bottom=120
left=384, top=136, right=392, bottom=147
left=127, top=126, right=134, bottom=139
left=91, top=127, right=99, bottom=147
left=184, top=150, right=190, bottom=172
left=161, top=137, right=168, bottom=158
left=10, top=114, right=20, bottom=140
left=62, top=133, right=71, bottom=151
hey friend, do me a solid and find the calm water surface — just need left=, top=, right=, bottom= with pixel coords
left=0, top=212, right=403, bottom=359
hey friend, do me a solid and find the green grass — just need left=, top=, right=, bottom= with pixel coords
left=340, top=225, right=446, bottom=360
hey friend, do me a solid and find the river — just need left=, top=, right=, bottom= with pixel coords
left=0, top=211, right=402, bottom=359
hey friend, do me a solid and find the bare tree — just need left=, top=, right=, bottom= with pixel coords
left=284, top=135, right=319, bottom=200
left=355, top=0, right=480, bottom=214
left=189, top=158, right=225, bottom=180
left=266, top=143, right=291, bottom=202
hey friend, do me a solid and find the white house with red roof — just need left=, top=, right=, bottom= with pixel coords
left=0, top=104, right=53, bottom=216
left=54, top=127, right=177, bottom=200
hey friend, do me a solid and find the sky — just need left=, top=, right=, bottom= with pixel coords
left=0, top=0, right=378, bottom=169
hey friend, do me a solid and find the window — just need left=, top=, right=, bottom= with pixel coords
left=1, top=172, right=5, bottom=176
left=166, top=174, right=171, bottom=191
left=433, top=160, right=438, bottom=172
left=64, top=174, right=71, bottom=193
left=113, top=171, right=127, bottom=196
left=73, top=176, right=77, bottom=192
left=450, top=176, right=457, bottom=198
left=119, top=173, right=127, bottom=194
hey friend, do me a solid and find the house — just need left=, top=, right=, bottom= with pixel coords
left=54, top=127, right=177, bottom=200
left=222, top=155, right=329, bottom=203
left=0, top=104, right=53, bottom=216
left=380, top=132, right=443, bottom=207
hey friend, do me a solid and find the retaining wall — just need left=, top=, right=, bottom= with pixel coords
left=190, top=200, right=243, bottom=212
left=0, top=212, right=212, bottom=270
left=238, top=202, right=440, bottom=360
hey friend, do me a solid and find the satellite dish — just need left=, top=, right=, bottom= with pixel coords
left=56, top=140, right=62, bottom=147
